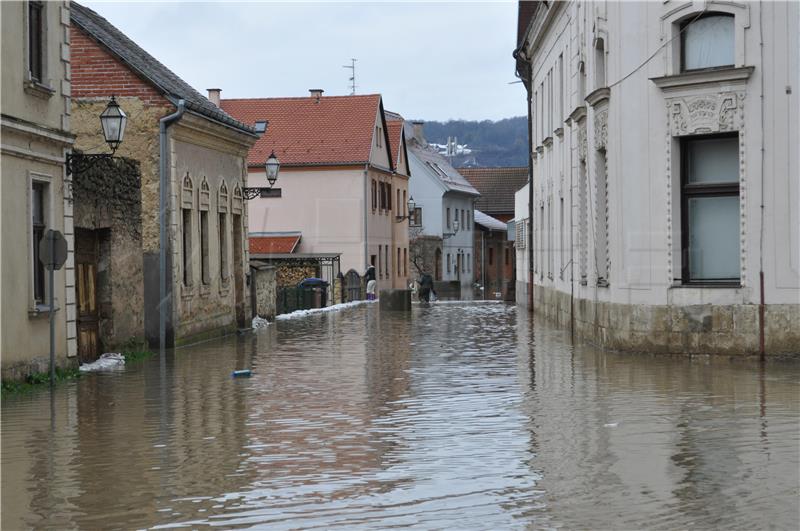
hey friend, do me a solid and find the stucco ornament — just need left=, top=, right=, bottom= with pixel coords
left=668, top=92, right=744, bottom=136
left=594, top=109, right=608, bottom=151
left=578, top=121, right=588, bottom=161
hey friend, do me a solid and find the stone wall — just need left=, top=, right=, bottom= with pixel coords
left=530, top=284, right=800, bottom=356
left=252, top=266, right=276, bottom=320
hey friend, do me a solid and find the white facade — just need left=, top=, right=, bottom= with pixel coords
left=407, top=146, right=479, bottom=287
left=515, top=0, right=799, bottom=355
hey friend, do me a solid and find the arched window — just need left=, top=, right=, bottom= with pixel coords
left=681, top=13, right=734, bottom=71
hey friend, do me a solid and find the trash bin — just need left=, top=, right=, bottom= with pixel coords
left=298, top=278, right=329, bottom=308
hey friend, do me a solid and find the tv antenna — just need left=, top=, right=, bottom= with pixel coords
left=342, top=58, right=357, bottom=95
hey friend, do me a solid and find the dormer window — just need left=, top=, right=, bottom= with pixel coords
left=681, top=13, right=734, bottom=71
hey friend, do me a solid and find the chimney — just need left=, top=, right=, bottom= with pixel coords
left=207, top=88, right=221, bottom=107
left=309, top=88, right=324, bottom=102
left=412, top=120, right=425, bottom=144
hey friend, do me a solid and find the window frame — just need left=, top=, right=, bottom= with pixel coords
left=31, top=180, right=47, bottom=304
left=680, top=12, right=735, bottom=73
left=680, top=132, right=741, bottom=285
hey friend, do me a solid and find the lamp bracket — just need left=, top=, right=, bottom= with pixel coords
left=66, top=150, right=118, bottom=176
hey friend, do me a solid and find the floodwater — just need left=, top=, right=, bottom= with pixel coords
left=2, top=302, right=799, bottom=529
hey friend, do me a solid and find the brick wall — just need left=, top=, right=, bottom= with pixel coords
left=70, top=26, right=168, bottom=106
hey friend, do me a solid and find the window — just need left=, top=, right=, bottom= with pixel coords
left=397, top=189, right=401, bottom=215
left=489, top=247, right=494, bottom=266
left=378, top=245, right=383, bottom=278
left=219, top=213, right=228, bottom=281
left=681, top=135, right=740, bottom=283
left=467, top=253, right=471, bottom=272
left=579, top=159, right=588, bottom=283
left=461, top=253, right=465, bottom=273
left=447, top=253, right=451, bottom=273
left=682, top=14, right=734, bottom=71
left=558, top=53, right=564, bottom=122
left=560, top=197, right=565, bottom=276
left=595, top=148, right=609, bottom=284
left=397, top=247, right=401, bottom=277
left=505, top=248, right=510, bottom=266
left=182, top=208, right=192, bottom=286
left=371, top=179, right=377, bottom=210
left=200, top=211, right=209, bottom=285
left=402, top=191, right=407, bottom=217
left=387, top=184, right=392, bottom=211
left=446, top=207, right=451, bottom=229
left=455, top=208, right=459, bottom=230
left=404, top=248, right=407, bottom=277
left=28, top=1, right=44, bottom=82
left=594, top=38, right=606, bottom=89
left=376, top=126, right=382, bottom=147
left=413, top=207, right=422, bottom=227
left=385, top=245, right=389, bottom=277
left=31, top=181, right=47, bottom=303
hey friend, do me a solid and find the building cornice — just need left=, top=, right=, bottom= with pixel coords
left=1, top=115, right=74, bottom=145
left=523, top=1, right=568, bottom=58
left=650, top=66, right=754, bottom=92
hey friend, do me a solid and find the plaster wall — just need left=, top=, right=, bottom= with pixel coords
left=1, top=1, right=75, bottom=379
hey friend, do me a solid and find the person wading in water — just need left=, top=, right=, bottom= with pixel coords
left=418, top=272, right=435, bottom=302
left=365, top=265, right=377, bottom=300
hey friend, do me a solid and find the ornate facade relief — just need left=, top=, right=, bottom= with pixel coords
left=667, top=92, right=744, bottom=136
left=593, top=108, right=608, bottom=151
left=577, top=119, right=588, bottom=162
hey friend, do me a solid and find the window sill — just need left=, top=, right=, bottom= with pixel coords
left=670, top=282, right=742, bottom=289
left=24, top=80, right=56, bottom=99
left=650, top=66, right=754, bottom=92
left=567, top=105, right=587, bottom=124
left=554, top=127, right=564, bottom=138
left=29, top=304, right=59, bottom=317
left=543, top=136, right=553, bottom=148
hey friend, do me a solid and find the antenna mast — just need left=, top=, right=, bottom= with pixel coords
left=342, top=58, right=357, bottom=95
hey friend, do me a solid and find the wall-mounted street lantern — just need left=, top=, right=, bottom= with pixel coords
left=66, top=95, right=127, bottom=175
left=243, top=150, right=281, bottom=200
left=443, top=219, right=460, bottom=239
left=395, top=195, right=417, bottom=223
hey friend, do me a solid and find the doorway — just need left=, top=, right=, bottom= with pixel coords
left=75, top=228, right=100, bottom=362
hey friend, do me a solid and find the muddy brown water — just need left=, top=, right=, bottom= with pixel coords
left=2, top=302, right=799, bottom=529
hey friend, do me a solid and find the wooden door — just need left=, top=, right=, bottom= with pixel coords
left=75, top=229, right=100, bottom=362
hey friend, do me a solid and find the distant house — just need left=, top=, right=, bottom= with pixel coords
left=221, top=90, right=410, bottom=297
left=474, top=210, right=516, bottom=301
left=1, top=0, right=75, bottom=381
left=406, top=122, right=479, bottom=293
left=460, top=167, right=528, bottom=223
left=70, top=3, right=258, bottom=351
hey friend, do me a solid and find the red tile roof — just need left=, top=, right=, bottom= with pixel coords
left=249, top=234, right=301, bottom=254
left=386, top=117, right=405, bottom=170
left=221, top=94, right=382, bottom=167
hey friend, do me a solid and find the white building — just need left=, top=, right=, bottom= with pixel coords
left=406, top=122, right=480, bottom=291
left=514, top=0, right=799, bottom=355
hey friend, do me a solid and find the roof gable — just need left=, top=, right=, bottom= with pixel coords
left=70, top=2, right=254, bottom=135
left=221, top=94, right=386, bottom=167
left=386, top=115, right=410, bottom=176
left=406, top=142, right=479, bottom=196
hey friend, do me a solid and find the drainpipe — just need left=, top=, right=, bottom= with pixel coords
left=482, top=230, right=486, bottom=300
left=757, top=0, right=766, bottom=359
left=363, top=163, right=369, bottom=274
left=514, top=47, right=535, bottom=313
left=159, top=99, right=185, bottom=357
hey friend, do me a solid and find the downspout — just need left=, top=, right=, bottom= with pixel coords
left=159, top=99, right=185, bottom=356
left=757, top=0, right=766, bottom=359
left=515, top=45, right=535, bottom=313
left=481, top=230, right=486, bottom=299
left=363, top=163, right=369, bottom=273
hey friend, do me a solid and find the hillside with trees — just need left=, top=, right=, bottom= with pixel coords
left=417, top=116, right=528, bottom=168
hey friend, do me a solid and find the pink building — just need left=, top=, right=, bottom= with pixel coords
left=220, top=90, right=411, bottom=294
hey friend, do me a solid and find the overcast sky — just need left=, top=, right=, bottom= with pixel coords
left=82, top=1, right=525, bottom=122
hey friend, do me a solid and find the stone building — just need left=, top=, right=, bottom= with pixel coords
left=1, top=0, right=76, bottom=380
left=406, top=122, right=480, bottom=294
left=221, top=91, right=411, bottom=300
left=514, top=1, right=799, bottom=355
left=70, top=3, right=258, bottom=349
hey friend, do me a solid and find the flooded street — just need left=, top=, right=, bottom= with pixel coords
left=2, top=302, right=799, bottom=529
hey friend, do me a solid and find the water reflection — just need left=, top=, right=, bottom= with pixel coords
left=2, top=302, right=798, bottom=529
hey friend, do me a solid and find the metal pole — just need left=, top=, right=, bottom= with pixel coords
left=49, top=231, right=55, bottom=386
left=158, top=100, right=185, bottom=357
